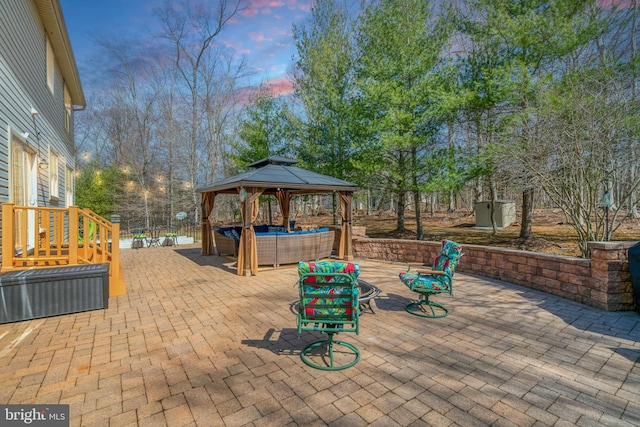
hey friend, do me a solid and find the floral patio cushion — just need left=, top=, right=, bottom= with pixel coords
left=298, top=261, right=359, bottom=284
left=441, top=239, right=463, bottom=259
left=298, top=261, right=360, bottom=319
left=399, top=240, right=462, bottom=293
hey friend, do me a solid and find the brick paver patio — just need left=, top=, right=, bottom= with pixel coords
left=0, top=244, right=638, bottom=426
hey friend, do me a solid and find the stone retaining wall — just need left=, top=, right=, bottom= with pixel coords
left=351, top=237, right=637, bottom=311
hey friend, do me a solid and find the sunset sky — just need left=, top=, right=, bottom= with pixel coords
left=59, top=0, right=632, bottom=99
left=59, top=0, right=313, bottom=96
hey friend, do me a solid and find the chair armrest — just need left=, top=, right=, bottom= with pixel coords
left=414, top=268, right=445, bottom=275
left=405, top=264, right=444, bottom=276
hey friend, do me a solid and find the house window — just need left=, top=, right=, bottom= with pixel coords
left=46, top=37, right=55, bottom=94
left=50, top=151, right=59, bottom=200
left=64, top=83, right=72, bottom=132
left=66, top=167, right=74, bottom=207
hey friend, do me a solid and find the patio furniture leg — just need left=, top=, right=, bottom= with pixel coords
left=406, top=294, right=448, bottom=318
left=399, top=240, right=462, bottom=320
left=300, top=329, right=360, bottom=371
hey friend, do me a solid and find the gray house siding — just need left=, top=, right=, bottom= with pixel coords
left=1, top=0, right=85, bottom=256
left=0, top=0, right=83, bottom=207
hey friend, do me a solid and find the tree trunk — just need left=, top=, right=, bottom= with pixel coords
left=396, top=190, right=406, bottom=230
left=190, top=69, right=200, bottom=224
left=629, top=0, right=639, bottom=218
left=474, top=178, right=482, bottom=206
left=414, top=190, right=423, bottom=240
left=520, top=188, right=534, bottom=239
left=430, top=193, right=435, bottom=218
left=489, top=179, right=497, bottom=236
left=447, top=121, right=455, bottom=213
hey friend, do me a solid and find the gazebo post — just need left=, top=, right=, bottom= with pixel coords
left=339, top=191, right=354, bottom=261
left=241, top=192, right=253, bottom=276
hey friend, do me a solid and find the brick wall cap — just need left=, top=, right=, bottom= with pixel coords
left=588, top=241, right=638, bottom=250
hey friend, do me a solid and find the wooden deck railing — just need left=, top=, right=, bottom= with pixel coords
left=1, top=203, right=125, bottom=296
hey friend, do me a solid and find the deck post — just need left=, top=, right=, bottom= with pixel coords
left=69, top=206, right=79, bottom=265
left=2, top=203, right=16, bottom=271
left=109, top=222, right=125, bottom=296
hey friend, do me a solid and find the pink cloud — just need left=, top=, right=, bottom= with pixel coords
left=236, top=77, right=294, bottom=106
left=219, top=38, right=252, bottom=55
left=288, top=0, right=312, bottom=12
left=265, top=76, right=294, bottom=96
left=242, top=0, right=286, bottom=17
left=248, top=32, right=273, bottom=43
left=240, top=0, right=312, bottom=16
left=241, top=7, right=258, bottom=17
left=220, top=38, right=243, bottom=50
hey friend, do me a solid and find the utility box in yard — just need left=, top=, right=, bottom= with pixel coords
left=475, top=200, right=516, bottom=228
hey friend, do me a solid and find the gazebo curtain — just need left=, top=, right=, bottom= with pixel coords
left=338, top=191, right=353, bottom=260
left=201, top=187, right=355, bottom=274
left=237, top=187, right=265, bottom=276
left=201, top=192, right=215, bottom=255
left=275, top=190, right=292, bottom=232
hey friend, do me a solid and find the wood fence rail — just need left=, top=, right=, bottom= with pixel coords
left=1, top=203, right=125, bottom=296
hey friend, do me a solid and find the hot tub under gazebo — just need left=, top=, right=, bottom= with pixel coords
left=197, top=157, right=358, bottom=276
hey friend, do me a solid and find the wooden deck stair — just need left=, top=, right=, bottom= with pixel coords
left=1, top=203, right=125, bottom=297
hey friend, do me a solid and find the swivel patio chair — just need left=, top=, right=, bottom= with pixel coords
left=399, top=240, right=463, bottom=318
left=297, top=261, right=360, bottom=371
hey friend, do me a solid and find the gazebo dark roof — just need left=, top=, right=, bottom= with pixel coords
left=196, top=156, right=358, bottom=195
left=198, top=156, right=357, bottom=275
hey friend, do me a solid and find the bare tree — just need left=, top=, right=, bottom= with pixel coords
left=512, top=65, right=640, bottom=257
left=199, top=48, right=249, bottom=184
left=155, top=0, right=242, bottom=222
left=95, top=40, right=165, bottom=227
left=151, top=64, right=190, bottom=225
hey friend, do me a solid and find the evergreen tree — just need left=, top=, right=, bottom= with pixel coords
left=75, top=161, right=125, bottom=218
left=355, top=0, right=451, bottom=233
left=233, top=84, right=293, bottom=170
left=291, top=0, right=360, bottom=223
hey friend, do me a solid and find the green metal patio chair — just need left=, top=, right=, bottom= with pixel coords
left=297, top=261, right=360, bottom=371
left=399, top=240, right=463, bottom=318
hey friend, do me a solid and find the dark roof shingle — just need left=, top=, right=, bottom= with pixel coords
left=196, top=157, right=357, bottom=194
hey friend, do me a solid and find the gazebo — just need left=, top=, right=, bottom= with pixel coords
left=197, top=157, right=359, bottom=276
